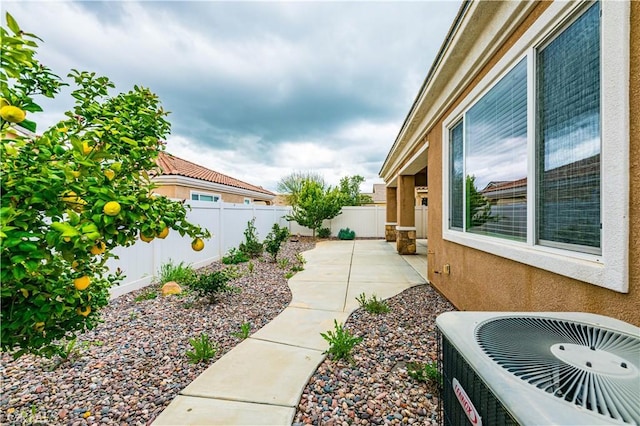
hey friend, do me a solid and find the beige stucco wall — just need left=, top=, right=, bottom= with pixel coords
left=153, top=184, right=270, bottom=204
left=419, top=1, right=640, bottom=326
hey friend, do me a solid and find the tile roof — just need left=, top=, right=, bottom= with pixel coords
left=156, top=152, right=275, bottom=196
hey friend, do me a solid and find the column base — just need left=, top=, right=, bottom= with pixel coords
left=396, top=227, right=416, bottom=255
left=385, top=223, right=397, bottom=242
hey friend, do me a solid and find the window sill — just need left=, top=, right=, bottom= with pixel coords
left=443, top=230, right=627, bottom=293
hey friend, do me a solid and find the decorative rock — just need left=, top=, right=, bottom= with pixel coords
left=161, top=281, right=182, bottom=296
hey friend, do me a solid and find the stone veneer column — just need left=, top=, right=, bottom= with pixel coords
left=396, top=175, right=416, bottom=254
left=385, top=186, right=398, bottom=242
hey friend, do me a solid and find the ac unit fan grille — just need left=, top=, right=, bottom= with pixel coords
left=476, top=317, right=640, bottom=424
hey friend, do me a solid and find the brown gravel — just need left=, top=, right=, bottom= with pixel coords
left=293, top=284, right=456, bottom=426
left=0, top=240, right=314, bottom=426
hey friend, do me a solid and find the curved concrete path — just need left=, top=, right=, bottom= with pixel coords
left=153, top=239, right=426, bottom=425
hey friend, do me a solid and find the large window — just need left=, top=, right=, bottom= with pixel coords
left=447, top=3, right=600, bottom=254
left=191, top=192, right=220, bottom=202
left=442, top=0, right=629, bottom=292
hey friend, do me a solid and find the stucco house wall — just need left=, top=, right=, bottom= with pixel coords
left=382, top=1, right=639, bottom=326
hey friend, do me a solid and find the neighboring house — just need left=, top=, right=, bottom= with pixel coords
left=379, top=1, right=638, bottom=326
left=153, top=152, right=275, bottom=205
left=361, top=184, right=387, bottom=206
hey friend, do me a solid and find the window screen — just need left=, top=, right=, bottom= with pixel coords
left=465, top=58, right=528, bottom=241
left=536, top=2, right=601, bottom=252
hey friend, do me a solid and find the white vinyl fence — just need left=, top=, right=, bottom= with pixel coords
left=107, top=203, right=427, bottom=298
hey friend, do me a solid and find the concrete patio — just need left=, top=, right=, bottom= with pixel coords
left=152, top=239, right=427, bottom=425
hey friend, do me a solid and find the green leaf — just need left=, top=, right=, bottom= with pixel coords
left=120, top=137, right=138, bottom=146
left=5, top=12, right=21, bottom=34
left=20, top=119, right=37, bottom=133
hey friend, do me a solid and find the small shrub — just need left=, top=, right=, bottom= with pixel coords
left=186, top=333, right=218, bottom=364
left=295, top=253, right=306, bottom=264
left=356, top=293, right=390, bottom=314
left=247, top=261, right=255, bottom=273
left=187, top=270, right=231, bottom=303
left=239, top=218, right=263, bottom=258
left=222, top=247, right=249, bottom=264
left=264, top=223, right=290, bottom=261
left=277, top=258, right=290, bottom=269
left=134, top=287, right=158, bottom=302
left=222, top=265, right=243, bottom=280
left=284, top=271, right=295, bottom=279
left=407, top=361, right=442, bottom=386
left=320, top=319, right=363, bottom=362
left=338, top=228, right=356, bottom=240
left=290, top=264, right=304, bottom=272
left=157, top=260, right=195, bottom=285
left=232, top=322, right=251, bottom=339
left=317, top=227, right=331, bottom=238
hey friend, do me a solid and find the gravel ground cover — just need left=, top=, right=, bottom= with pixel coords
left=0, top=240, right=314, bottom=426
left=293, top=284, right=456, bottom=426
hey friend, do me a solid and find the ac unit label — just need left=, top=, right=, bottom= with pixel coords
left=452, top=378, right=482, bottom=426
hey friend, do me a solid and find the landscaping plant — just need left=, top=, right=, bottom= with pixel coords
left=231, top=322, right=251, bottom=339
left=356, top=292, right=390, bottom=314
left=157, top=260, right=194, bottom=285
left=185, top=333, right=218, bottom=364
left=0, top=13, right=210, bottom=358
left=285, top=180, right=343, bottom=238
left=239, top=218, right=263, bottom=258
left=320, top=319, right=363, bottom=362
left=134, top=287, right=158, bottom=302
left=187, top=270, right=232, bottom=303
left=222, top=247, right=249, bottom=265
left=263, top=223, right=290, bottom=261
left=317, top=227, right=331, bottom=238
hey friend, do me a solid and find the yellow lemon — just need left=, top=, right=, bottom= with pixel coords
left=191, top=238, right=205, bottom=252
left=20, top=288, right=29, bottom=298
left=74, top=275, right=90, bottom=291
left=90, top=241, right=106, bottom=255
left=77, top=306, right=91, bottom=317
left=34, top=322, right=45, bottom=332
left=0, top=105, right=26, bottom=123
left=140, top=232, right=154, bottom=243
left=104, top=169, right=116, bottom=181
left=103, top=201, right=121, bottom=216
left=157, top=227, right=169, bottom=239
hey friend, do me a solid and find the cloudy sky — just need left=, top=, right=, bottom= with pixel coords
left=5, top=1, right=461, bottom=193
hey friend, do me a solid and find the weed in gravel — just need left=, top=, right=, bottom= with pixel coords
left=295, top=253, right=306, bottom=264
left=134, top=287, right=158, bottom=302
left=222, top=247, right=249, bottom=264
left=356, top=293, right=390, bottom=314
left=247, top=260, right=255, bottom=273
left=231, top=322, right=251, bottom=339
left=284, top=271, right=295, bottom=279
left=406, top=360, right=442, bottom=386
left=290, top=264, right=304, bottom=272
left=157, top=260, right=195, bottom=285
left=321, top=319, right=363, bottom=362
left=186, top=333, right=218, bottom=364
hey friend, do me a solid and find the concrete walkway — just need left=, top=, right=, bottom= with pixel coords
left=153, top=239, right=426, bottom=425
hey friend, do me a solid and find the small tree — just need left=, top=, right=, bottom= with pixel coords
left=0, top=14, right=209, bottom=358
left=263, top=223, right=290, bottom=261
left=286, top=180, right=342, bottom=238
left=276, top=170, right=326, bottom=205
left=466, top=175, right=494, bottom=228
left=338, top=175, right=373, bottom=206
left=238, top=218, right=263, bottom=258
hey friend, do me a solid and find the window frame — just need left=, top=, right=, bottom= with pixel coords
left=441, top=0, right=629, bottom=293
left=190, top=191, right=221, bottom=203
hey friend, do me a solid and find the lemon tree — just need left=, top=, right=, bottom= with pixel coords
left=0, top=13, right=210, bottom=358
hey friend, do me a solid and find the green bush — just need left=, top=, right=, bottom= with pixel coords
left=338, top=228, right=356, bottom=240
left=186, top=333, right=218, bottom=364
left=187, top=270, right=231, bottom=303
left=157, top=260, right=194, bottom=284
left=264, top=223, right=290, bottom=261
left=134, top=287, right=158, bottom=302
left=222, top=247, right=249, bottom=264
left=320, top=319, right=363, bottom=362
left=239, top=218, right=263, bottom=258
left=317, top=227, right=331, bottom=238
left=356, top=293, right=390, bottom=314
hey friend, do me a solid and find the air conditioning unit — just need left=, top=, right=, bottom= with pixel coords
left=436, top=312, right=639, bottom=426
